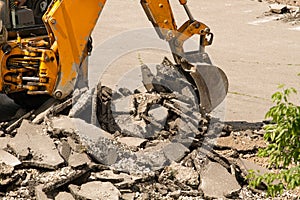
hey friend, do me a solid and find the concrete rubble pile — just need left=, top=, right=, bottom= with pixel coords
left=264, top=1, right=300, bottom=24
left=0, top=58, right=298, bottom=199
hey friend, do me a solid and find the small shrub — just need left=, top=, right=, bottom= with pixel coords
left=248, top=85, right=300, bottom=197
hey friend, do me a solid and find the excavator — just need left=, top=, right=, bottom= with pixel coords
left=0, top=0, right=228, bottom=114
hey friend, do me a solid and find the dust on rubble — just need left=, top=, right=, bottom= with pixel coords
left=0, top=58, right=299, bottom=199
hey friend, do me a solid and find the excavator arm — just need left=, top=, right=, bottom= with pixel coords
left=43, top=0, right=106, bottom=99
left=141, top=0, right=228, bottom=112
left=141, top=0, right=213, bottom=54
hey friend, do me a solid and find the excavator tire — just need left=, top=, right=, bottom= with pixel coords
left=8, top=92, right=51, bottom=109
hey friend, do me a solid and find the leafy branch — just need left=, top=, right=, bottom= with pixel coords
left=248, top=85, right=300, bottom=197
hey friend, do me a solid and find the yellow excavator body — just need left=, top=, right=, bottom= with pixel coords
left=0, top=0, right=105, bottom=100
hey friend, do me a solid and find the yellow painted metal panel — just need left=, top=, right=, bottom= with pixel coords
left=44, top=0, right=106, bottom=98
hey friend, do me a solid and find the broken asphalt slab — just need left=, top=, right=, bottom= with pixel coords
left=200, top=161, right=241, bottom=199
left=0, top=149, right=21, bottom=167
left=69, top=181, right=121, bottom=200
left=51, top=116, right=120, bottom=166
left=8, top=120, right=64, bottom=169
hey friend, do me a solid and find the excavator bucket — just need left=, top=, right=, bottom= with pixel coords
left=189, top=64, right=228, bottom=113
left=182, top=51, right=229, bottom=113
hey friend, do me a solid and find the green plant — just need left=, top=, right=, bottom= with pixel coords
left=248, top=85, right=300, bottom=197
